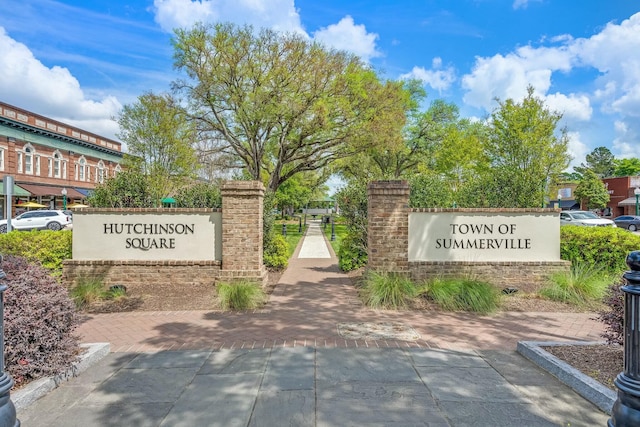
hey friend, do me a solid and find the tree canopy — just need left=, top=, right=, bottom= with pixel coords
left=172, top=22, right=408, bottom=192
left=613, top=158, right=640, bottom=177
left=116, top=92, right=198, bottom=205
left=574, top=169, right=610, bottom=209
left=480, top=86, right=571, bottom=207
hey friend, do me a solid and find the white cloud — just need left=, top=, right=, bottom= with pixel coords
left=612, top=120, right=640, bottom=159
left=400, top=57, right=456, bottom=93
left=152, top=0, right=304, bottom=34
left=153, top=2, right=380, bottom=62
left=461, top=12, right=640, bottom=159
left=512, top=0, right=543, bottom=10
left=462, top=44, right=572, bottom=110
left=0, top=28, right=121, bottom=139
left=312, top=16, right=381, bottom=62
left=566, top=131, right=589, bottom=170
left=544, top=93, right=592, bottom=122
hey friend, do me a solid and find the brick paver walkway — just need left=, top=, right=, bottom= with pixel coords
left=77, top=222, right=605, bottom=352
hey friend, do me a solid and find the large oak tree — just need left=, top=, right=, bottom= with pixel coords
left=172, top=23, right=407, bottom=192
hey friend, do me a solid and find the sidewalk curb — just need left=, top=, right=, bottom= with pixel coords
left=517, top=340, right=616, bottom=414
left=12, top=342, right=110, bottom=410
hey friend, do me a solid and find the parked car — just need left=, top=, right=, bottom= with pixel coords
left=0, top=210, right=72, bottom=233
left=613, top=215, right=640, bottom=231
left=560, top=210, right=617, bottom=227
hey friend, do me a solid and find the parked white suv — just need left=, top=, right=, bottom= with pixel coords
left=560, top=210, right=616, bottom=227
left=0, top=210, right=72, bottom=233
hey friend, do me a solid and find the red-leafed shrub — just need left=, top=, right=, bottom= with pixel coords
left=1, top=255, right=80, bottom=387
left=597, top=280, right=624, bottom=346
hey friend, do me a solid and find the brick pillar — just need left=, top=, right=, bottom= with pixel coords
left=367, top=180, right=410, bottom=273
left=220, top=181, right=266, bottom=283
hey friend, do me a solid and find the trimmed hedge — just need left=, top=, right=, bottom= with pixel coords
left=560, top=226, right=640, bottom=274
left=0, top=230, right=72, bottom=275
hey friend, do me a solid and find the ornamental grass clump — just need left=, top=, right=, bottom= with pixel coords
left=540, top=262, right=617, bottom=306
left=217, top=281, right=266, bottom=310
left=70, top=276, right=107, bottom=310
left=360, top=271, right=417, bottom=309
left=422, top=277, right=500, bottom=314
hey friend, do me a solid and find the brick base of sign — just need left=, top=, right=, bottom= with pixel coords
left=62, top=260, right=223, bottom=309
left=409, top=261, right=571, bottom=294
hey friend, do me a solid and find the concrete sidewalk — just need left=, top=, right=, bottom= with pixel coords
left=17, top=220, right=611, bottom=426
left=18, top=347, right=609, bottom=426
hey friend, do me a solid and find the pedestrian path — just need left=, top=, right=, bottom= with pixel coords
left=74, top=220, right=605, bottom=352
left=17, top=220, right=612, bottom=426
left=297, top=221, right=331, bottom=258
left=18, top=347, right=609, bottom=427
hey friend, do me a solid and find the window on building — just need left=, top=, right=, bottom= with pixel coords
left=78, top=157, right=86, bottom=181
left=24, top=145, right=33, bottom=174
left=62, top=161, right=67, bottom=179
left=97, top=161, right=105, bottom=183
left=0, top=148, right=4, bottom=171
left=53, top=151, right=62, bottom=178
left=48, top=158, right=52, bottom=177
left=17, top=152, right=23, bottom=173
left=35, top=155, right=40, bottom=176
left=114, top=164, right=122, bottom=177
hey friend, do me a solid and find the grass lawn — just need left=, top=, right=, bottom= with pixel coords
left=276, top=221, right=307, bottom=258
left=322, top=221, right=348, bottom=255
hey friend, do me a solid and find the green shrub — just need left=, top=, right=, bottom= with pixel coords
left=264, top=232, right=289, bottom=269
left=360, top=271, right=416, bottom=309
left=0, top=230, right=72, bottom=276
left=421, top=278, right=500, bottom=314
left=560, top=226, right=640, bottom=274
left=217, top=281, right=265, bottom=310
left=335, top=183, right=367, bottom=269
left=338, top=233, right=367, bottom=272
left=540, top=262, right=617, bottom=306
left=2, top=255, right=80, bottom=388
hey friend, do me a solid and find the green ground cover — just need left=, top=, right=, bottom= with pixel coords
left=277, top=221, right=308, bottom=258
left=322, top=220, right=347, bottom=255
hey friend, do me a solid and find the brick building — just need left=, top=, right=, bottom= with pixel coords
left=0, top=101, right=123, bottom=218
left=602, top=176, right=640, bottom=217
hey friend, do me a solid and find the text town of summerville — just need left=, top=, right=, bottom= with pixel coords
left=103, top=223, right=195, bottom=250
left=435, top=223, right=532, bottom=250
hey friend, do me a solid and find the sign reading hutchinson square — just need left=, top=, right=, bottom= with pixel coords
left=408, top=211, right=560, bottom=262
left=72, top=211, right=222, bottom=261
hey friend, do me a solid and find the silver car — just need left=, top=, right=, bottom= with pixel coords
left=560, top=210, right=616, bottom=227
left=0, top=210, right=72, bottom=233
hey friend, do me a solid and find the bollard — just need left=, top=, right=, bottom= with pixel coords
left=282, top=223, right=287, bottom=237
left=0, top=256, right=20, bottom=427
left=331, top=218, right=336, bottom=241
left=609, top=251, right=640, bottom=427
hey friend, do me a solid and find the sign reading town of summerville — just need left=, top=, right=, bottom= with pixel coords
left=72, top=212, right=222, bottom=261
left=408, top=211, right=560, bottom=262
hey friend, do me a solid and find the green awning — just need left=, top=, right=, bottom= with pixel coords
left=1, top=180, right=30, bottom=197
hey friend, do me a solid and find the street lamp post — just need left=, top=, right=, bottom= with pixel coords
left=634, top=187, right=640, bottom=216
left=557, top=191, right=562, bottom=210
left=61, top=188, right=67, bottom=210
left=609, top=251, right=640, bottom=426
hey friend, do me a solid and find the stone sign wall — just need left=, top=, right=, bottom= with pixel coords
left=367, top=180, right=569, bottom=292
left=409, top=210, right=560, bottom=262
left=72, top=210, right=222, bottom=261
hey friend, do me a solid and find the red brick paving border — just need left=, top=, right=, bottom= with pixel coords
left=77, top=233, right=605, bottom=353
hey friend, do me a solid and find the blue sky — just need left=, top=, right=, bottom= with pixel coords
left=1, top=0, right=640, bottom=172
